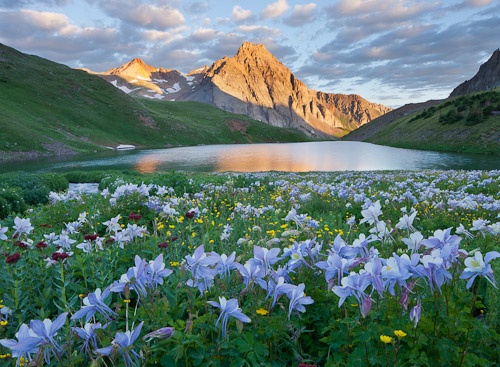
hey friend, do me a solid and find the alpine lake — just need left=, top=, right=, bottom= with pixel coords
left=0, top=141, right=498, bottom=173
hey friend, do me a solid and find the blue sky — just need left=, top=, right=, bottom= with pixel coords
left=0, top=0, right=499, bottom=107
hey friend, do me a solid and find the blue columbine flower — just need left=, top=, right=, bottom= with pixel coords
left=143, top=326, right=175, bottom=342
left=249, top=245, right=281, bottom=275
left=208, top=297, right=251, bottom=338
left=1, top=313, right=68, bottom=366
left=72, top=322, right=104, bottom=355
left=286, top=283, right=314, bottom=319
left=72, top=287, right=117, bottom=322
left=96, top=321, right=144, bottom=367
left=0, top=324, right=42, bottom=367
left=460, top=250, right=500, bottom=289
left=29, top=312, right=67, bottom=358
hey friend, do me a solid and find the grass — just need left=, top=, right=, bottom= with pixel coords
left=363, top=89, right=500, bottom=154
left=0, top=43, right=310, bottom=160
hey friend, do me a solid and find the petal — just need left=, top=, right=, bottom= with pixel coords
left=50, top=312, right=68, bottom=335
left=485, top=251, right=500, bottom=263
left=129, top=322, right=144, bottom=345
left=96, top=345, right=113, bottom=356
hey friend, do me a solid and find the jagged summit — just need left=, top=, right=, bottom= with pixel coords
left=94, top=41, right=391, bottom=137
left=106, top=58, right=172, bottom=79
left=450, top=49, right=500, bottom=97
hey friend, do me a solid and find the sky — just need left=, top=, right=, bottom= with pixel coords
left=0, top=0, right=499, bottom=107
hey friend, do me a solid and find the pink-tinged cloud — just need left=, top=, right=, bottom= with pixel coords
left=101, top=2, right=185, bottom=30
left=142, top=29, right=184, bottom=43
left=232, top=5, right=252, bottom=21
left=190, top=28, right=221, bottom=42
left=284, top=3, right=317, bottom=27
left=262, top=0, right=289, bottom=19
left=334, top=0, right=436, bottom=20
left=464, top=0, right=492, bottom=7
left=20, top=10, right=69, bottom=31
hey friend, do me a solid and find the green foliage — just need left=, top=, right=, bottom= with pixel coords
left=0, top=172, right=51, bottom=206
left=365, top=89, right=500, bottom=154
left=0, top=186, right=26, bottom=218
left=0, top=170, right=499, bottom=366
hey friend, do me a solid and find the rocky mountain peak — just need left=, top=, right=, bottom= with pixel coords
left=449, top=48, right=500, bottom=97
left=106, top=57, right=157, bottom=79
left=96, top=41, right=391, bottom=138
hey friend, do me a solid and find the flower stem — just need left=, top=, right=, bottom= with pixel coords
left=60, top=261, right=67, bottom=310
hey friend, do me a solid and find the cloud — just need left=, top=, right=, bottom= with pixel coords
left=20, top=10, right=69, bottom=31
left=261, top=0, right=289, bottom=19
left=232, top=5, right=252, bottom=22
left=98, top=0, right=185, bottom=30
left=283, top=3, right=317, bottom=27
left=236, top=25, right=281, bottom=38
left=142, top=29, right=184, bottom=43
left=463, top=0, right=492, bottom=7
left=185, top=1, right=210, bottom=14
left=0, top=0, right=70, bottom=7
left=190, top=28, right=221, bottom=42
left=326, top=0, right=439, bottom=41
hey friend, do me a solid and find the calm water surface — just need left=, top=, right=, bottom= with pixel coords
left=0, top=142, right=498, bottom=173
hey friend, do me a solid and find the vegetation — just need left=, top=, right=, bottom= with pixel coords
left=363, top=89, right=500, bottom=154
left=0, top=44, right=309, bottom=161
left=0, top=170, right=499, bottom=366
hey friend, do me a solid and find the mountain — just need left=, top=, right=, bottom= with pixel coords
left=343, top=99, right=443, bottom=142
left=342, top=48, right=500, bottom=154
left=96, top=42, right=391, bottom=138
left=0, top=43, right=309, bottom=161
left=450, top=49, right=500, bottom=97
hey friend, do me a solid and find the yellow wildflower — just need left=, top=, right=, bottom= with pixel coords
left=380, top=335, right=393, bottom=344
left=256, top=308, right=268, bottom=316
left=170, top=261, right=180, bottom=267
left=394, top=330, right=407, bottom=338
left=0, top=320, right=8, bottom=326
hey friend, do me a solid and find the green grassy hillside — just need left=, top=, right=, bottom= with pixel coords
left=362, top=89, right=500, bottom=154
left=0, top=44, right=309, bottom=161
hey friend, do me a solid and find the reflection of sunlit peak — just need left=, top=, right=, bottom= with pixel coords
left=135, top=156, right=160, bottom=173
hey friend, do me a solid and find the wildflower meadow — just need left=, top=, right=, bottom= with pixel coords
left=0, top=169, right=499, bottom=366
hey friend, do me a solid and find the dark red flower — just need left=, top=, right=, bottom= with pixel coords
left=128, top=212, right=142, bottom=221
left=84, top=233, right=98, bottom=241
left=36, top=241, right=48, bottom=250
left=185, top=211, right=195, bottom=219
left=170, top=236, right=178, bottom=242
left=14, top=241, right=28, bottom=249
left=105, top=238, right=115, bottom=244
left=158, top=242, right=168, bottom=248
left=52, top=252, right=69, bottom=261
left=6, top=253, right=20, bottom=264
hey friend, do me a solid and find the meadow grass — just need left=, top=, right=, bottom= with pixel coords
left=0, top=169, right=499, bottom=366
left=359, top=89, right=500, bottom=155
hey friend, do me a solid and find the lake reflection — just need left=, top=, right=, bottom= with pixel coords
left=0, top=142, right=498, bottom=173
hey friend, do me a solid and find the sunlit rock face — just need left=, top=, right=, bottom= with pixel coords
left=450, top=49, right=500, bottom=97
left=95, top=42, right=391, bottom=138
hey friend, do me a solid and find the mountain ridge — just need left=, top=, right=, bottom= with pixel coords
left=0, top=42, right=310, bottom=161
left=450, top=49, right=500, bottom=97
left=342, top=47, right=500, bottom=154
left=94, top=42, right=391, bottom=138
